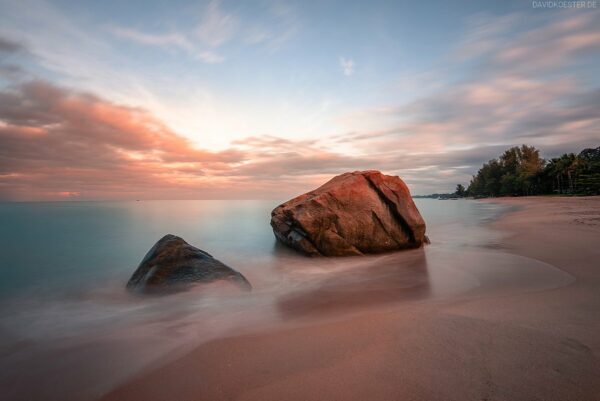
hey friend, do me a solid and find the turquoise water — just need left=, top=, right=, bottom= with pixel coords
left=0, top=200, right=276, bottom=297
left=0, top=199, right=572, bottom=401
left=0, top=199, right=505, bottom=297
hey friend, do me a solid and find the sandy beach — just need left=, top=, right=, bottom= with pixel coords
left=99, top=196, right=600, bottom=401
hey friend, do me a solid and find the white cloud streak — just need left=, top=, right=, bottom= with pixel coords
left=109, top=26, right=194, bottom=51
left=109, top=26, right=225, bottom=64
left=194, top=0, right=237, bottom=48
left=108, top=0, right=300, bottom=63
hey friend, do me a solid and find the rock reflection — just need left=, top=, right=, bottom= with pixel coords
left=277, top=248, right=430, bottom=318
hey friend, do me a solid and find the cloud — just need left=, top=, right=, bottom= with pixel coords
left=194, top=0, right=237, bottom=48
left=0, top=37, right=25, bottom=54
left=2, top=5, right=598, bottom=199
left=339, top=57, right=355, bottom=76
left=6, top=75, right=586, bottom=200
left=331, top=9, right=600, bottom=193
left=0, top=64, right=25, bottom=80
left=194, top=50, right=225, bottom=64
left=107, top=1, right=238, bottom=63
left=108, top=0, right=298, bottom=63
left=109, top=26, right=225, bottom=64
left=193, top=0, right=300, bottom=51
left=244, top=26, right=270, bottom=45
left=489, top=11, right=600, bottom=73
left=262, top=2, right=301, bottom=51
left=0, top=80, right=246, bottom=200
left=0, top=36, right=29, bottom=80
left=451, top=9, right=600, bottom=75
left=109, top=27, right=194, bottom=51
left=0, top=81, right=383, bottom=200
left=228, top=135, right=383, bottom=178
left=452, top=12, right=522, bottom=61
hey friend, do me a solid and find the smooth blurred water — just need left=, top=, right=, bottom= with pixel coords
left=0, top=199, right=573, bottom=401
left=0, top=199, right=506, bottom=299
left=0, top=199, right=506, bottom=298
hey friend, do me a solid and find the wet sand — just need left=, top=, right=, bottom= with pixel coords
left=100, top=196, right=600, bottom=401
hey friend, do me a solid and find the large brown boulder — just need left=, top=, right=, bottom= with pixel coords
left=270, top=171, right=426, bottom=256
left=127, top=234, right=251, bottom=292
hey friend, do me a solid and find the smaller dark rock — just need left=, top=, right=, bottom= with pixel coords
left=126, top=234, right=251, bottom=292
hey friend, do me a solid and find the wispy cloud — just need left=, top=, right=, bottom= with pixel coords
left=109, top=26, right=225, bottom=64
left=109, top=27, right=193, bottom=51
left=0, top=80, right=243, bottom=200
left=0, top=37, right=25, bottom=54
left=263, top=1, right=301, bottom=51
left=194, top=0, right=237, bottom=48
left=108, top=0, right=299, bottom=63
left=1, top=2, right=598, bottom=198
left=0, top=80, right=375, bottom=200
left=490, top=13, right=600, bottom=72
left=194, top=50, right=225, bottom=63
left=331, top=10, right=600, bottom=192
left=0, top=37, right=29, bottom=81
left=109, top=1, right=237, bottom=61
left=244, top=25, right=270, bottom=45
left=339, top=57, right=354, bottom=76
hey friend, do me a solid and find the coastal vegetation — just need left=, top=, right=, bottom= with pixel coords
left=464, top=145, right=600, bottom=197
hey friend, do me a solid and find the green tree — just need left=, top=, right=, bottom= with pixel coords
left=455, top=184, right=466, bottom=197
left=545, top=153, right=575, bottom=194
left=468, top=145, right=599, bottom=197
left=516, top=145, right=545, bottom=195
left=468, top=145, right=547, bottom=197
left=499, top=147, right=520, bottom=195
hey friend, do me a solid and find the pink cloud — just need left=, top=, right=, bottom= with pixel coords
left=2, top=9, right=599, bottom=200
left=0, top=81, right=395, bottom=200
left=0, top=81, right=249, bottom=200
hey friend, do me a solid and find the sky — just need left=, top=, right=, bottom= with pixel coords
left=0, top=0, right=598, bottom=201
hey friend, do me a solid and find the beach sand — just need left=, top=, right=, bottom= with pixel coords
left=100, top=196, right=600, bottom=401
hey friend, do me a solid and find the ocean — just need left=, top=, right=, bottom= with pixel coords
left=0, top=199, right=507, bottom=296
left=0, top=199, right=572, bottom=401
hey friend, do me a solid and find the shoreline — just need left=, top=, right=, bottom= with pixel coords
left=100, top=196, right=600, bottom=401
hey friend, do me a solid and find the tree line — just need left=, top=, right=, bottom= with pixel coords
left=459, top=145, right=600, bottom=197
